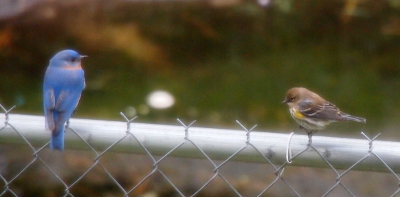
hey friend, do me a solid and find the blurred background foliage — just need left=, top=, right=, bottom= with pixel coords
left=1, top=0, right=400, bottom=195
left=1, top=0, right=400, bottom=134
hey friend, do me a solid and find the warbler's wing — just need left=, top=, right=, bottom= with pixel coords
left=298, top=100, right=342, bottom=121
left=297, top=99, right=321, bottom=116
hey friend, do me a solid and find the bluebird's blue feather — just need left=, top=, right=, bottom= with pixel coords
left=43, top=49, right=86, bottom=151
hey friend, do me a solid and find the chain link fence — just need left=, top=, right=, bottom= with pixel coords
left=0, top=104, right=400, bottom=196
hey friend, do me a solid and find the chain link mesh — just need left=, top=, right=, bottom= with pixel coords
left=0, top=104, right=399, bottom=197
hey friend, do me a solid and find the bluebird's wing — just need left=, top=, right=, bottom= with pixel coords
left=43, top=88, right=56, bottom=131
left=53, top=88, right=83, bottom=133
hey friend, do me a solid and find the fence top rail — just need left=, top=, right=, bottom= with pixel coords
left=0, top=113, right=399, bottom=173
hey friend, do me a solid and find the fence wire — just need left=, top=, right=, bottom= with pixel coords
left=0, top=104, right=400, bottom=197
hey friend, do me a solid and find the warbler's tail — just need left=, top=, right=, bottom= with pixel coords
left=342, top=114, right=366, bottom=123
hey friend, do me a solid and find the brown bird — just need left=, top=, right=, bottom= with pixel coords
left=283, top=87, right=366, bottom=137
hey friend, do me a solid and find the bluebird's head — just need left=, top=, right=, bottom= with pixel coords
left=49, top=49, right=87, bottom=69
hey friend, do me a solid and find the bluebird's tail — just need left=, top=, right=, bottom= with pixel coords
left=50, top=127, right=65, bottom=151
left=342, top=114, right=366, bottom=123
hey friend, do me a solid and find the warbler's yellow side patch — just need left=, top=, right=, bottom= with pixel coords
left=293, top=108, right=305, bottom=119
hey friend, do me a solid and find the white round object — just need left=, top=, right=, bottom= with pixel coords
left=147, top=90, right=175, bottom=109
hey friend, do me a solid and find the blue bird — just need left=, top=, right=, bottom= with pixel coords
left=43, top=49, right=86, bottom=151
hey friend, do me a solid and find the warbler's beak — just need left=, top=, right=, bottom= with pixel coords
left=282, top=99, right=288, bottom=104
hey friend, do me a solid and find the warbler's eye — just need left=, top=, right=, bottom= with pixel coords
left=289, top=97, right=295, bottom=102
left=70, top=57, right=77, bottom=62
